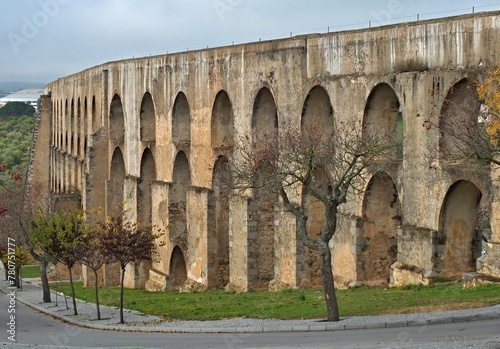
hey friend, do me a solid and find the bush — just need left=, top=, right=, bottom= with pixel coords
left=0, top=102, right=35, bottom=118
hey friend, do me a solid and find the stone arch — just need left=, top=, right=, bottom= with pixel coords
left=65, top=99, right=69, bottom=151
left=302, top=168, right=328, bottom=241
left=248, top=87, right=278, bottom=290
left=137, top=148, right=156, bottom=231
left=168, top=246, right=187, bottom=290
left=439, top=79, right=481, bottom=160
left=298, top=85, right=334, bottom=287
left=252, top=87, right=278, bottom=138
left=140, top=92, right=156, bottom=142
left=108, top=147, right=125, bottom=214
left=77, top=97, right=82, bottom=157
left=211, top=90, right=234, bottom=149
left=91, top=96, right=97, bottom=132
left=438, top=180, right=482, bottom=276
left=302, top=85, right=334, bottom=139
left=363, top=83, right=402, bottom=159
left=70, top=99, right=75, bottom=154
left=59, top=100, right=63, bottom=148
left=84, top=96, right=88, bottom=138
left=169, top=151, right=191, bottom=245
left=110, top=94, right=125, bottom=143
left=207, top=156, right=231, bottom=289
left=361, top=172, right=399, bottom=285
left=172, top=92, right=190, bottom=145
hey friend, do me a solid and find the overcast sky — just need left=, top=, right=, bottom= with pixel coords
left=1, top=0, right=500, bottom=85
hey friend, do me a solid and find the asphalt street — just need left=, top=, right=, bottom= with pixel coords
left=0, top=288, right=499, bottom=349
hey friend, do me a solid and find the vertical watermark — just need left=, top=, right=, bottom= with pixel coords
left=6, top=237, right=17, bottom=342
left=213, top=0, right=243, bottom=21
left=7, top=0, right=71, bottom=54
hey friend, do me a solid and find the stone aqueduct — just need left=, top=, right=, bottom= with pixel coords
left=32, top=11, right=500, bottom=291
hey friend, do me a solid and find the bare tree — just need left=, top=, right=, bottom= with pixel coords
left=73, top=223, right=106, bottom=320
left=99, top=212, right=164, bottom=323
left=228, top=120, right=395, bottom=321
left=433, top=76, right=499, bottom=166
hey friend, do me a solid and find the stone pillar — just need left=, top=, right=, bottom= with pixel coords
left=332, top=214, right=361, bottom=288
left=151, top=181, right=170, bottom=273
left=122, top=175, right=140, bottom=289
left=390, top=225, right=437, bottom=286
left=270, top=201, right=297, bottom=290
left=477, top=162, right=500, bottom=278
left=227, top=195, right=249, bottom=292
left=185, top=187, right=209, bottom=290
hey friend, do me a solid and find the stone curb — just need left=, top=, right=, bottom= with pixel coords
left=11, top=293, right=500, bottom=334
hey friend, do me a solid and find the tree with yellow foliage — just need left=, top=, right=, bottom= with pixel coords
left=478, top=66, right=500, bottom=147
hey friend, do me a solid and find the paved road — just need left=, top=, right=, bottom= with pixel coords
left=0, top=292, right=499, bottom=349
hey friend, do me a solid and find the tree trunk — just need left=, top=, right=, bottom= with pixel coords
left=40, top=260, right=51, bottom=303
left=119, top=266, right=125, bottom=323
left=320, top=245, right=340, bottom=321
left=15, top=265, right=21, bottom=289
left=93, top=269, right=101, bottom=320
left=68, top=265, right=78, bottom=315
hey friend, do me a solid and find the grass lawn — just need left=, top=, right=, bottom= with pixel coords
left=21, top=265, right=40, bottom=278
left=51, top=281, right=500, bottom=321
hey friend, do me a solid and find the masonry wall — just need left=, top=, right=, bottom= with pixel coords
left=37, top=11, right=500, bottom=290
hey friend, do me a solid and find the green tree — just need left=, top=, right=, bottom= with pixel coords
left=0, top=101, right=35, bottom=118
left=29, top=208, right=87, bottom=315
left=0, top=166, right=54, bottom=303
left=0, top=246, right=30, bottom=288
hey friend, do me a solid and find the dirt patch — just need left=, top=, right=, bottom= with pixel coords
left=388, top=302, right=491, bottom=314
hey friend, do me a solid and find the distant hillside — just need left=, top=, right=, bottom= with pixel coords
left=0, top=114, right=36, bottom=182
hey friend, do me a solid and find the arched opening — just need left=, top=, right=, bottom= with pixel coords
left=168, top=246, right=187, bottom=290
left=298, top=85, right=334, bottom=287
left=65, top=99, right=69, bottom=151
left=91, top=96, right=97, bottom=132
left=438, top=180, right=482, bottom=276
left=439, top=79, right=481, bottom=160
left=137, top=148, right=156, bottom=231
left=301, top=85, right=334, bottom=141
left=211, top=90, right=234, bottom=149
left=172, top=92, right=190, bottom=145
left=84, top=96, right=88, bottom=142
left=302, top=168, right=328, bottom=241
left=140, top=92, right=156, bottom=142
left=70, top=99, right=75, bottom=155
left=363, top=83, right=402, bottom=159
left=207, top=156, right=231, bottom=289
left=76, top=98, right=81, bottom=157
left=169, top=152, right=191, bottom=244
left=108, top=148, right=125, bottom=214
left=361, top=172, right=399, bottom=285
left=248, top=87, right=277, bottom=290
left=110, top=94, right=125, bottom=143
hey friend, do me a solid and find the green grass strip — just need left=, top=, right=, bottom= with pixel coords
left=51, top=281, right=500, bottom=321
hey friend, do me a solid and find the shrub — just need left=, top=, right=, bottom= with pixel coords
left=393, top=58, right=427, bottom=73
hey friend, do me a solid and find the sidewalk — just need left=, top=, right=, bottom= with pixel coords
left=2, top=276, right=500, bottom=334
